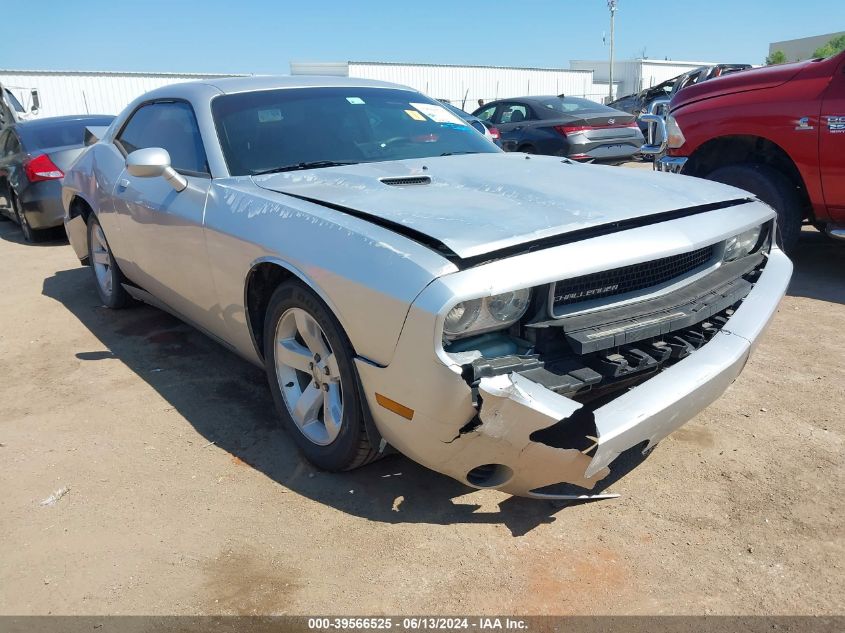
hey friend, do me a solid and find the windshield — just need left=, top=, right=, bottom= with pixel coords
left=18, top=116, right=115, bottom=150
left=212, top=87, right=500, bottom=176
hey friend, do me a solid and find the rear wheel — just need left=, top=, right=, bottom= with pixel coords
left=263, top=280, right=377, bottom=471
left=87, top=215, right=131, bottom=308
left=11, top=194, right=37, bottom=243
left=706, top=163, right=802, bottom=254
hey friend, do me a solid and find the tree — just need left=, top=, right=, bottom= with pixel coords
left=766, top=50, right=787, bottom=65
left=812, top=34, right=845, bottom=59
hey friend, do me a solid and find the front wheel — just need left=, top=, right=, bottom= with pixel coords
left=263, top=281, right=377, bottom=471
left=87, top=215, right=131, bottom=308
left=706, top=163, right=802, bottom=255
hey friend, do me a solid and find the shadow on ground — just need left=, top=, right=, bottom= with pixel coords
left=0, top=218, right=68, bottom=246
left=41, top=265, right=652, bottom=536
left=787, top=227, right=845, bottom=305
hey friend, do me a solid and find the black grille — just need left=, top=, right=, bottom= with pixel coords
left=553, top=245, right=715, bottom=309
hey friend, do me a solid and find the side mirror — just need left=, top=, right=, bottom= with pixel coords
left=125, top=147, right=187, bottom=192
left=30, top=89, right=40, bottom=113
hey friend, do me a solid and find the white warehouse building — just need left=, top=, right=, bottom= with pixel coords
left=570, top=58, right=716, bottom=98
left=2, top=58, right=723, bottom=120
left=0, top=69, right=246, bottom=119
left=290, top=61, right=609, bottom=107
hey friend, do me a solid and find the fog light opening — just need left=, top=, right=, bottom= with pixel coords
left=466, top=463, right=514, bottom=488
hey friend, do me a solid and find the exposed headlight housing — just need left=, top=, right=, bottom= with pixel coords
left=723, top=224, right=764, bottom=261
left=443, top=289, right=531, bottom=340
left=665, top=115, right=686, bottom=149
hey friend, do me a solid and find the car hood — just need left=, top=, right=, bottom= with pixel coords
left=671, top=61, right=807, bottom=110
left=253, top=153, right=749, bottom=260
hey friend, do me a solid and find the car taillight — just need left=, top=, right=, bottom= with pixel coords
left=554, top=125, right=590, bottom=136
left=24, top=154, right=64, bottom=182
left=488, top=126, right=501, bottom=140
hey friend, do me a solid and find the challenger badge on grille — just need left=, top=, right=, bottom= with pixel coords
left=553, top=245, right=715, bottom=310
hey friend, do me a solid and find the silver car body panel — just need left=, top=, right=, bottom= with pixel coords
left=254, top=155, right=748, bottom=260
left=61, top=76, right=792, bottom=496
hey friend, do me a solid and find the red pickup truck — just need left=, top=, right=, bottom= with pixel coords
left=643, top=50, right=845, bottom=253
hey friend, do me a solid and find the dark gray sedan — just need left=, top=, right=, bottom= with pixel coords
left=0, top=115, right=114, bottom=241
left=473, top=96, right=644, bottom=162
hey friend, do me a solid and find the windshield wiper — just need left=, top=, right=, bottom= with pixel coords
left=253, top=161, right=359, bottom=175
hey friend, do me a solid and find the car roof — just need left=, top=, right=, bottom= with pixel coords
left=15, top=114, right=114, bottom=128
left=484, top=95, right=594, bottom=105
left=141, top=75, right=415, bottom=100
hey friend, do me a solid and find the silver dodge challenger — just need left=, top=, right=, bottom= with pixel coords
left=62, top=76, right=792, bottom=498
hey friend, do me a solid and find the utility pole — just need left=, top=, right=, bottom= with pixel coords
left=607, top=0, right=617, bottom=103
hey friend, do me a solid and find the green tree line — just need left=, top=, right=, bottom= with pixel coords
left=766, top=33, right=845, bottom=65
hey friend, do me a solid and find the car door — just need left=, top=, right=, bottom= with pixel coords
left=111, top=100, right=218, bottom=331
left=493, top=102, right=533, bottom=151
left=819, top=55, right=845, bottom=218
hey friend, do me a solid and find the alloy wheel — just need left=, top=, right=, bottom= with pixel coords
left=90, top=224, right=113, bottom=299
left=274, top=307, right=344, bottom=446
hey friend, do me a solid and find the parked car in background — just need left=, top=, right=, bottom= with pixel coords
left=610, top=64, right=752, bottom=131
left=641, top=50, right=844, bottom=253
left=0, top=83, right=40, bottom=126
left=439, top=101, right=501, bottom=146
left=62, top=76, right=790, bottom=498
left=473, top=96, right=644, bottom=162
left=0, top=115, right=114, bottom=241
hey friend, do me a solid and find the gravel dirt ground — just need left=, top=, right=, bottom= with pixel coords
left=0, top=212, right=842, bottom=616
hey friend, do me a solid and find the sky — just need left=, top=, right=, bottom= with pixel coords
left=0, top=0, right=841, bottom=74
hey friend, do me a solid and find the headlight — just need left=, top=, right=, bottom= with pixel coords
left=665, top=115, right=686, bottom=149
left=443, top=289, right=531, bottom=339
left=723, top=224, right=763, bottom=261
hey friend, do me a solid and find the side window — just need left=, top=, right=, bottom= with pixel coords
left=116, top=101, right=208, bottom=175
left=497, top=104, right=530, bottom=124
left=474, top=105, right=496, bottom=122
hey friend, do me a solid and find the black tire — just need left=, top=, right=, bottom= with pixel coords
left=263, top=280, right=377, bottom=471
left=519, top=144, right=536, bottom=154
left=87, top=215, right=131, bottom=309
left=706, top=163, right=802, bottom=254
left=12, top=194, right=38, bottom=243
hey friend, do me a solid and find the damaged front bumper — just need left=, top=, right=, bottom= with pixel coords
left=356, top=228, right=792, bottom=498
left=494, top=249, right=790, bottom=496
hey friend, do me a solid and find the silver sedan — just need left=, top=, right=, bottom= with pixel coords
left=62, top=76, right=791, bottom=498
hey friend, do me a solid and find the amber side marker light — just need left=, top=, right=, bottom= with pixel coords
left=375, top=393, right=415, bottom=420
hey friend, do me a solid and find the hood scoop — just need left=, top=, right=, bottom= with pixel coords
left=380, top=176, right=431, bottom=186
